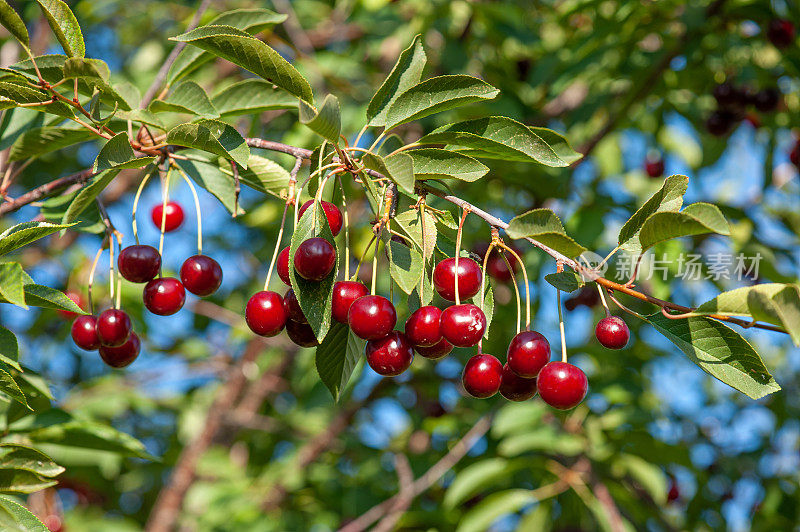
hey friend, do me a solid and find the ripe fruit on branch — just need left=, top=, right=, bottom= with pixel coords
left=440, top=304, right=486, bottom=347
left=712, top=82, right=744, bottom=107
left=348, top=295, right=397, bottom=340
left=58, top=291, right=85, bottom=319
left=96, top=309, right=132, bottom=347
left=99, top=333, right=140, bottom=368
left=507, top=330, right=551, bottom=378
left=331, top=281, right=368, bottom=323
left=245, top=291, right=286, bottom=337
left=499, top=363, right=538, bottom=402
left=151, top=201, right=184, bottom=232
left=366, top=331, right=414, bottom=376
left=474, top=243, right=520, bottom=282
left=283, top=289, right=306, bottom=323
left=706, top=110, right=736, bottom=136
left=118, top=245, right=161, bottom=283
left=791, top=142, right=800, bottom=169
left=462, top=354, right=502, bottom=398
left=298, top=200, right=344, bottom=236
left=143, top=277, right=186, bottom=316
left=405, top=306, right=443, bottom=347
left=433, top=257, right=482, bottom=301
left=595, top=316, right=630, bottom=349
left=180, top=255, right=222, bottom=296
left=286, top=319, right=318, bottom=347
left=753, top=88, right=780, bottom=112
left=645, top=157, right=664, bottom=178
left=277, top=246, right=292, bottom=286
left=294, top=238, right=336, bottom=281
left=71, top=315, right=100, bottom=351
left=767, top=19, right=795, bottom=48
left=537, top=361, right=588, bottom=410
left=414, top=337, right=453, bottom=360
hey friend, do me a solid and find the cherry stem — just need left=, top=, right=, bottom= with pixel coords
left=596, top=283, right=611, bottom=318
left=264, top=201, right=290, bottom=291
left=496, top=242, right=530, bottom=330
left=108, top=234, right=116, bottom=308
left=479, top=240, right=500, bottom=333
left=87, top=244, right=104, bottom=315
left=354, top=234, right=377, bottom=281
left=352, top=124, right=369, bottom=150
left=157, top=165, right=173, bottom=262
left=500, top=247, right=523, bottom=335
left=454, top=209, right=469, bottom=306
left=131, top=166, right=155, bottom=246
left=606, top=291, right=647, bottom=321
left=337, top=174, right=350, bottom=279
left=114, top=232, right=122, bottom=309
left=557, top=262, right=567, bottom=363
left=371, top=229, right=382, bottom=296
left=174, top=164, right=203, bottom=255
left=419, top=202, right=427, bottom=304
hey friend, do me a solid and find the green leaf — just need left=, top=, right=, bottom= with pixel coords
left=21, top=284, right=86, bottom=315
left=0, top=496, right=49, bottom=531
left=0, top=327, right=20, bottom=372
left=0, top=221, right=74, bottom=256
left=545, top=271, right=585, bottom=293
left=0, top=368, right=28, bottom=409
left=212, top=79, right=297, bottom=117
left=315, top=322, right=365, bottom=401
left=167, top=119, right=249, bottom=168
left=116, top=109, right=164, bottom=130
left=0, top=444, right=63, bottom=478
left=614, top=453, right=667, bottom=504
left=62, top=169, right=120, bottom=223
left=367, top=34, right=426, bottom=127
left=0, top=82, right=73, bottom=119
left=646, top=313, right=780, bottom=399
left=386, top=239, right=423, bottom=295
left=419, top=116, right=570, bottom=167
left=36, top=0, right=84, bottom=58
left=528, top=126, right=582, bottom=164
left=394, top=208, right=437, bottom=261
left=0, top=263, right=27, bottom=309
left=61, top=56, right=109, bottom=80
left=299, top=94, right=341, bottom=144
left=171, top=25, right=313, bottom=104
left=617, top=175, right=688, bottom=254
left=444, top=458, right=518, bottom=510
left=637, top=202, right=730, bottom=251
left=233, top=154, right=291, bottom=197
left=8, top=55, right=65, bottom=84
left=177, top=156, right=241, bottom=215
left=362, top=152, right=415, bottom=195
left=506, top=209, right=587, bottom=258
left=384, top=75, right=499, bottom=130
left=408, top=148, right=488, bottom=182
left=93, top=133, right=153, bottom=172
left=0, top=1, right=29, bottom=47
left=21, top=418, right=155, bottom=460
left=482, top=283, right=494, bottom=338
left=9, top=126, right=95, bottom=161
left=456, top=489, right=536, bottom=532
left=149, top=80, right=219, bottom=119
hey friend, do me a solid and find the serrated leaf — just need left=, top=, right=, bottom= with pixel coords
left=408, top=148, right=488, bottom=182
left=545, top=271, right=585, bottom=293
left=362, top=152, right=415, bottom=195
left=0, top=497, right=49, bottom=531
left=617, top=175, right=688, bottom=254
left=0, top=327, right=20, bottom=372
left=212, top=79, right=297, bottom=117
left=638, top=202, right=730, bottom=251
left=8, top=55, right=66, bottom=84
left=8, top=126, right=95, bottom=161
left=0, top=221, right=75, bottom=256
left=299, top=94, right=341, bottom=143
left=61, top=170, right=118, bottom=225
left=646, top=313, right=780, bottom=399
left=0, top=82, right=73, bottom=119
left=0, top=263, right=27, bottom=309
left=315, top=322, right=365, bottom=401
left=0, top=368, right=27, bottom=409
left=61, top=56, right=109, bottom=81
left=384, top=75, right=499, bottom=130
left=395, top=208, right=437, bottom=261
left=0, top=468, right=57, bottom=495
left=36, top=0, right=84, bottom=57
left=456, top=490, right=537, bottom=532
left=506, top=209, right=587, bottom=258
left=117, top=109, right=164, bottom=130
left=387, top=239, right=423, bottom=295
left=167, top=119, right=249, bottom=168
left=444, top=458, right=517, bottom=510
left=93, top=133, right=153, bottom=172
left=177, top=156, right=242, bottom=215
left=171, top=25, right=313, bottom=104
left=149, top=80, right=219, bottom=119
left=233, top=154, right=291, bottom=197
left=528, top=126, right=582, bottom=164
left=0, top=1, right=29, bottom=47
left=0, top=444, right=63, bottom=479
left=368, top=34, right=426, bottom=126
left=21, top=284, right=85, bottom=315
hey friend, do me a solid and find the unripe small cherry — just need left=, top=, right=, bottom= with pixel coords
left=462, top=354, right=502, bottom=398
left=245, top=291, right=286, bottom=337
left=143, top=277, right=186, bottom=316
left=348, top=295, right=397, bottom=340
left=96, top=309, right=132, bottom=347
left=499, top=363, right=538, bottom=402
left=118, top=245, right=161, bottom=283
left=294, top=238, right=336, bottom=281
left=71, top=315, right=100, bottom=351
left=537, top=361, right=588, bottom=410
left=298, top=200, right=343, bottom=236
left=286, top=319, right=319, bottom=347
left=440, top=304, right=486, bottom=347
left=283, top=289, right=306, bottom=323
left=99, top=333, right=140, bottom=368
left=277, top=246, right=292, bottom=286
left=414, top=337, right=453, bottom=360
left=331, top=281, right=368, bottom=323
left=404, top=306, right=443, bottom=347
left=507, top=330, right=551, bottom=378
left=595, top=316, right=630, bottom=349
left=366, top=331, right=414, bottom=377
left=180, top=255, right=222, bottom=296
left=151, top=201, right=184, bottom=232
left=433, top=257, right=482, bottom=301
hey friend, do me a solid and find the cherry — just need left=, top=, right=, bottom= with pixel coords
left=706, top=110, right=736, bottom=136
left=507, top=330, right=551, bottom=378
left=415, top=337, right=453, bottom=360
left=366, top=331, right=414, bottom=376
left=96, top=309, right=132, bottom=347
left=791, top=142, right=800, bottom=170
left=245, top=291, right=286, bottom=337
left=347, top=295, right=397, bottom=340
left=499, top=363, right=538, bottom=402
left=151, top=201, right=184, bottom=232
left=667, top=481, right=680, bottom=503
left=294, top=237, right=336, bottom=281
left=767, top=19, right=795, bottom=48
left=404, top=306, right=443, bottom=347
left=99, top=333, right=140, bottom=368
left=712, top=82, right=743, bottom=107
left=277, top=246, right=292, bottom=286
left=283, top=289, right=306, bottom=323
left=58, top=290, right=85, bottom=319
left=753, top=88, right=780, bottom=112
left=71, top=315, right=100, bottom=350
left=286, top=319, right=319, bottom=347
left=180, top=255, right=222, bottom=296
left=644, top=157, right=664, bottom=178
left=475, top=243, right=520, bottom=283
left=298, top=200, right=343, bottom=236
left=537, top=361, right=588, bottom=410
left=331, top=281, right=368, bottom=323
left=440, top=304, right=486, bottom=347
left=462, top=354, right=502, bottom=398
left=595, top=316, right=630, bottom=349
left=118, top=245, right=161, bottom=283
left=433, top=257, right=482, bottom=301
left=143, top=277, right=186, bottom=316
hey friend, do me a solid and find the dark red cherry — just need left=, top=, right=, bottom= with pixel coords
left=537, top=361, right=588, bottom=410
left=299, top=200, right=343, bottom=236
left=58, top=291, right=85, bottom=319
left=767, top=19, right=795, bottom=48
left=180, top=255, right=222, bottom=296
left=294, top=238, right=336, bottom=281
left=286, top=319, right=319, bottom=347
left=475, top=243, right=521, bottom=283
left=366, top=331, right=414, bottom=377
left=645, top=158, right=664, bottom=178
left=462, top=354, right=502, bottom=398
left=595, top=316, right=630, bottom=349
left=118, top=245, right=161, bottom=283
left=499, top=363, right=538, bottom=402
left=415, top=337, right=453, bottom=360
left=151, top=201, right=184, bottom=232
left=96, top=309, right=132, bottom=347
left=791, top=142, right=800, bottom=169
left=753, top=88, right=780, bottom=112
left=713, top=82, right=743, bottom=107
left=404, top=306, right=443, bottom=347
left=706, top=110, right=736, bottom=136
left=245, top=291, right=286, bottom=337
left=667, top=481, right=680, bottom=503
left=331, top=281, right=368, bottom=323
left=143, top=277, right=186, bottom=316
left=440, top=304, right=486, bottom=347
left=71, top=315, right=100, bottom=350
left=283, top=289, right=306, bottom=323
left=433, top=257, right=482, bottom=301
left=277, top=246, right=292, bottom=286
left=99, top=333, right=140, bottom=368
left=347, top=295, right=396, bottom=340
left=507, top=330, right=551, bottom=378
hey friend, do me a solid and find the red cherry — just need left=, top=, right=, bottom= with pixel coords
left=440, top=304, right=486, bottom=347
left=58, top=291, right=85, bottom=319
left=286, top=319, right=319, bottom=347
left=294, top=238, right=336, bottom=281
left=277, top=246, right=292, bottom=286
left=645, top=158, right=664, bottom=178
left=96, top=309, right=132, bottom=347
left=595, top=316, right=630, bottom=349
left=767, top=19, right=795, bottom=48
left=283, top=289, right=306, bottom=323
left=245, top=291, right=286, bottom=337
left=180, top=255, right=222, bottom=296
left=71, top=315, right=100, bottom=350
left=507, top=330, right=551, bottom=378
left=415, top=337, right=453, bottom=360
left=366, top=331, right=414, bottom=376
left=433, top=257, right=482, bottom=301
left=118, top=245, right=161, bottom=283
left=706, top=110, right=736, bottom=136
left=298, top=200, right=343, bottom=236
left=331, top=281, right=368, bottom=323
left=347, top=295, right=397, bottom=340
left=462, top=354, right=502, bottom=398
left=404, top=306, right=443, bottom=347
left=537, top=361, right=588, bottom=410
left=99, top=333, right=140, bottom=368
left=667, top=481, right=680, bottom=503
left=499, top=363, right=538, bottom=402
left=143, top=277, right=186, bottom=316
left=151, top=201, right=184, bottom=232
left=753, top=88, right=780, bottom=112
left=475, top=243, right=520, bottom=282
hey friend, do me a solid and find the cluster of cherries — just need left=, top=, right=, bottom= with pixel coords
left=707, top=80, right=781, bottom=136
left=68, top=201, right=223, bottom=367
